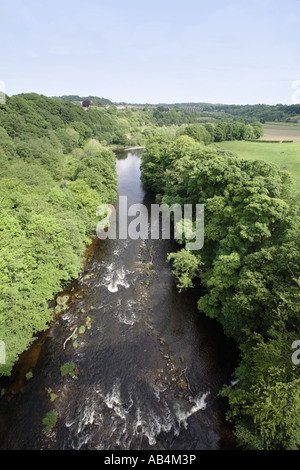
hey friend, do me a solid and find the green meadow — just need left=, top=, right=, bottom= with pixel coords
left=218, top=140, right=300, bottom=191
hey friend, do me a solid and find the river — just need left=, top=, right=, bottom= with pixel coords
left=0, top=149, right=237, bottom=450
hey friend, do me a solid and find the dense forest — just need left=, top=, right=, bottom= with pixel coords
left=140, top=134, right=300, bottom=450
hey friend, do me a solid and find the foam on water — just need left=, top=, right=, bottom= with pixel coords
left=116, top=298, right=138, bottom=325
left=174, top=392, right=210, bottom=430
left=98, top=264, right=131, bottom=292
left=62, top=377, right=210, bottom=450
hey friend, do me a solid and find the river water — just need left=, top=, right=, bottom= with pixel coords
left=0, top=149, right=237, bottom=450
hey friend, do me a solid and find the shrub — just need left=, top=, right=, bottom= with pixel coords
left=60, top=362, right=76, bottom=376
left=42, top=410, right=58, bottom=435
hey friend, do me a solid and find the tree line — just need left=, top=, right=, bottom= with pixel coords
left=177, top=121, right=263, bottom=143
left=172, top=102, right=300, bottom=123
left=140, top=133, right=300, bottom=450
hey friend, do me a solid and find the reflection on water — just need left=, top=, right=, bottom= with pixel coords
left=0, top=149, right=237, bottom=450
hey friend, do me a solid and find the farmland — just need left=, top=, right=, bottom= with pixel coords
left=261, top=122, right=300, bottom=142
left=218, top=140, right=300, bottom=191
left=218, top=123, right=300, bottom=191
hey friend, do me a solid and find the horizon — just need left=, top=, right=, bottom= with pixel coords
left=5, top=91, right=300, bottom=108
left=1, top=0, right=300, bottom=106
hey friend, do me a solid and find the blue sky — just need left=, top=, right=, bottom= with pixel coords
left=1, top=0, right=300, bottom=104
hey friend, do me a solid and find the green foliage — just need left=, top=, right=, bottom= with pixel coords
left=176, top=121, right=263, bottom=144
left=167, top=249, right=203, bottom=292
left=225, top=370, right=300, bottom=450
left=42, top=410, right=58, bottom=436
left=60, top=362, right=76, bottom=377
left=140, top=132, right=174, bottom=193
left=50, top=393, right=58, bottom=402
left=152, top=106, right=196, bottom=127
left=218, top=140, right=300, bottom=192
left=141, top=133, right=300, bottom=450
left=47, top=388, right=58, bottom=402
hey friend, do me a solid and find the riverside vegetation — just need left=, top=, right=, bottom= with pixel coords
left=140, top=133, right=300, bottom=450
left=0, top=93, right=299, bottom=450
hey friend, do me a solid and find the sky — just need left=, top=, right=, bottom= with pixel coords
left=1, top=0, right=300, bottom=105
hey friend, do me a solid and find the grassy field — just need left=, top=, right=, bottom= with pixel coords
left=218, top=140, right=300, bottom=191
left=261, top=122, right=300, bottom=142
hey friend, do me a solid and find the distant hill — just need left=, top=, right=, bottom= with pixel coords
left=52, top=95, right=112, bottom=107
left=164, top=102, right=300, bottom=123
left=51, top=96, right=300, bottom=122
